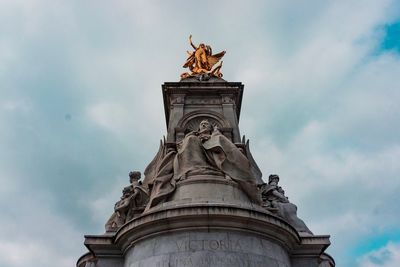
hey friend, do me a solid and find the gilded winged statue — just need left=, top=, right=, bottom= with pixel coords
left=181, top=35, right=226, bottom=79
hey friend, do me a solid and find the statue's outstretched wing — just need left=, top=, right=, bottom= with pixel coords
left=208, top=51, right=226, bottom=69
left=183, top=53, right=195, bottom=68
left=143, top=137, right=166, bottom=187
left=206, top=45, right=212, bottom=56
left=244, top=136, right=264, bottom=185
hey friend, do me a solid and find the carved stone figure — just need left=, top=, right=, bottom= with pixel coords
left=144, top=120, right=261, bottom=209
left=105, top=171, right=149, bottom=232
left=181, top=35, right=226, bottom=79
left=260, top=174, right=313, bottom=235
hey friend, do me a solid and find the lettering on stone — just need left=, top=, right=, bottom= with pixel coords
left=153, top=254, right=286, bottom=267
left=172, top=256, right=194, bottom=267
left=155, top=256, right=193, bottom=267
left=175, top=238, right=242, bottom=252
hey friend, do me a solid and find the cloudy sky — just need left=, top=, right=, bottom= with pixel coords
left=1, top=1, right=399, bottom=266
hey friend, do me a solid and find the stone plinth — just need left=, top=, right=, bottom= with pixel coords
left=125, top=229, right=291, bottom=267
left=78, top=178, right=331, bottom=267
left=169, top=175, right=252, bottom=205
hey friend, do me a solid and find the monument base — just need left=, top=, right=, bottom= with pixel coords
left=78, top=202, right=333, bottom=267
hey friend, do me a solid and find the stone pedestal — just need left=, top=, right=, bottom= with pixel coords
left=170, top=175, right=251, bottom=205
left=78, top=176, right=332, bottom=267
left=125, top=229, right=291, bottom=267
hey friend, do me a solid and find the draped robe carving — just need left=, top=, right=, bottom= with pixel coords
left=145, top=120, right=261, bottom=209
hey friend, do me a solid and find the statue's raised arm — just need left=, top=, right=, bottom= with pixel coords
left=189, top=35, right=197, bottom=50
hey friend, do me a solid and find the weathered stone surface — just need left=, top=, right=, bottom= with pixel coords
left=124, top=230, right=290, bottom=267
left=319, top=253, right=335, bottom=267
left=170, top=175, right=251, bottom=205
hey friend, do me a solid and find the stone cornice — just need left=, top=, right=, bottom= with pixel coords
left=162, top=82, right=244, bottom=129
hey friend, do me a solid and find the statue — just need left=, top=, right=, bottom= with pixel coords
left=144, top=120, right=261, bottom=209
left=260, top=174, right=289, bottom=207
left=260, top=175, right=313, bottom=235
left=181, top=35, right=226, bottom=79
left=105, top=171, right=149, bottom=232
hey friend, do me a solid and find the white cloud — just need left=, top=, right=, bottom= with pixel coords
left=87, top=175, right=127, bottom=223
left=0, top=178, right=83, bottom=267
left=358, top=242, right=400, bottom=267
left=0, top=241, right=74, bottom=267
left=241, top=10, right=400, bottom=259
left=1, top=99, right=32, bottom=112
left=87, top=101, right=129, bottom=134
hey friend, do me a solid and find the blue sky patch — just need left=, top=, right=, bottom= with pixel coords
left=352, top=230, right=400, bottom=258
left=381, top=21, right=400, bottom=53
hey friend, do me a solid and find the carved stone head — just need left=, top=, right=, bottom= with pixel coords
left=268, top=174, right=280, bottom=184
left=199, top=119, right=213, bottom=132
left=129, top=171, right=141, bottom=183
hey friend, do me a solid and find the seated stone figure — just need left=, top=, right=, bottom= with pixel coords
left=105, top=171, right=149, bottom=232
left=145, top=120, right=261, bottom=209
left=260, top=174, right=313, bottom=235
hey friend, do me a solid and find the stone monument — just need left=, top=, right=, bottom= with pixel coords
left=77, top=36, right=335, bottom=267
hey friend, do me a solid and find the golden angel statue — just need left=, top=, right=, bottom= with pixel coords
left=181, top=35, right=226, bottom=79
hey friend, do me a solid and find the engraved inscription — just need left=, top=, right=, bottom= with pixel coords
left=199, top=254, right=273, bottom=267
left=127, top=235, right=289, bottom=267
left=176, top=238, right=242, bottom=252
left=154, top=253, right=285, bottom=267
left=156, top=256, right=193, bottom=267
